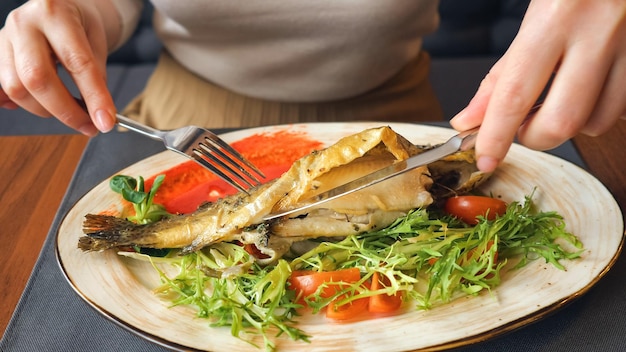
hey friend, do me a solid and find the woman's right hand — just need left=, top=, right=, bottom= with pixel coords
left=0, top=0, right=121, bottom=136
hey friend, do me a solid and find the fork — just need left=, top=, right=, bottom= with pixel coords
left=115, top=115, right=265, bottom=193
left=75, top=98, right=265, bottom=192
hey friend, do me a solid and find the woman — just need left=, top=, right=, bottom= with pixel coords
left=0, top=0, right=624, bottom=173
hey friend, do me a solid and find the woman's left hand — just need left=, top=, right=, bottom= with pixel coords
left=450, top=0, right=626, bottom=172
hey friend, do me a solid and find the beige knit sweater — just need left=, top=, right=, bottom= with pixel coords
left=111, top=0, right=440, bottom=102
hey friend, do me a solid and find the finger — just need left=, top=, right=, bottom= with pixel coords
left=50, top=8, right=116, bottom=132
left=517, top=35, right=615, bottom=150
left=472, top=19, right=564, bottom=171
left=12, top=24, right=100, bottom=135
left=82, top=8, right=109, bottom=79
left=0, top=90, right=19, bottom=109
left=580, top=52, right=626, bottom=136
left=12, top=6, right=115, bottom=135
left=0, top=31, right=58, bottom=117
left=0, top=39, right=20, bottom=109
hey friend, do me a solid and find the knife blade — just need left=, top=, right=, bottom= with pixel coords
left=262, top=126, right=479, bottom=220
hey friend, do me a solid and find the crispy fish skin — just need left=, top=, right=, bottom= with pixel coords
left=78, top=126, right=482, bottom=255
left=80, top=181, right=282, bottom=252
left=79, top=190, right=263, bottom=251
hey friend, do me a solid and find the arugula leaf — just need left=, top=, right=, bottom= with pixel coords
left=109, top=174, right=171, bottom=224
left=150, top=244, right=309, bottom=351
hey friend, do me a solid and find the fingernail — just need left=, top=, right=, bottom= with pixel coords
left=78, top=124, right=99, bottom=137
left=94, top=109, right=114, bottom=132
left=453, top=107, right=467, bottom=119
left=477, top=156, right=499, bottom=173
left=449, top=108, right=467, bottom=124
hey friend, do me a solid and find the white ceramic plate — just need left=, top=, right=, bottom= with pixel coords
left=56, top=123, right=624, bottom=351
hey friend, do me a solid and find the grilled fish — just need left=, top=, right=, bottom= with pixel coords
left=79, top=126, right=489, bottom=259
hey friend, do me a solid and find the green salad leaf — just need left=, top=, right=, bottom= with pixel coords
left=145, top=244, right=309, bottom=351
left=109, top=174, right=170, bottom=224
left=122, top=193, right=583, bottom=351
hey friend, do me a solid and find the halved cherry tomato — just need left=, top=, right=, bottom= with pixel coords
left=444, top=196, right=507, bottom=225
left=242, top=243, right=270, bottom=259
left=368, top=272, right=403, bottom=313
left=326, top=294, right=369, bottom=320
left=288, top=268, right=361, bottom=300
left=289, top=268, right=406, bottom=320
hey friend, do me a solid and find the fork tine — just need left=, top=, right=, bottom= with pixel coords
left=202, top=133, right=266, bottom=178
left=198, top=140, right=263, bottom=185
left=191, top=151, right=251, bottom=193
left=195, top=142, right=262, bottom=187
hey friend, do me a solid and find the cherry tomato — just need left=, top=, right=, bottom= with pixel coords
left=326, top=294, right=369, bottom=320
left=288, top=268, right=361, bottom=300
left=444, top=196, right=507, bottom=225
left=368, top=272, right=403, bottom=313
left=242, top=243, right=270, bottom=259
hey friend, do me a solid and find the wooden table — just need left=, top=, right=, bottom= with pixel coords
left=0, top=134, right=88, bottom=334
left=1, top=122, right=624, bottom=335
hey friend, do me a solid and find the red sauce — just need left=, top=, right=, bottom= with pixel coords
left=145, top=129, right=323, bottom=214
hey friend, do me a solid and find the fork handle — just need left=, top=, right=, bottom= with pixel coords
left=115, top=114, right=165, bottom=141
left=74, top=96, right=165, bottom=141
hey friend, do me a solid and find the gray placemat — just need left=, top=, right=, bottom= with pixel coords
left=2, top=126, right=624, bottom=352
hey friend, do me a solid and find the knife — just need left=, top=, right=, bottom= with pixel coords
left=263, top=104, right=543, bottom=221
left=262, top=126, right=480, bottom=220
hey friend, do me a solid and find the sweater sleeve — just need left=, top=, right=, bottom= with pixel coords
left=109, top=0, right=144, bottom=50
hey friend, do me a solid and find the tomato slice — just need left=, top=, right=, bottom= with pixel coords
left=326, top=294, right=369, bottom=320
left=289, top=268, right=407, bottom=319
left=288, top=268, right=361, bottom=300
left=242, top=243, right=270, bottom=259
left=368, top=272, right=403, bottom=313
left=444, top=196, right=507, bottom=225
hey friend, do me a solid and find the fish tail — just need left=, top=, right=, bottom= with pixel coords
left=78, top=214, right=146, bottom=251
